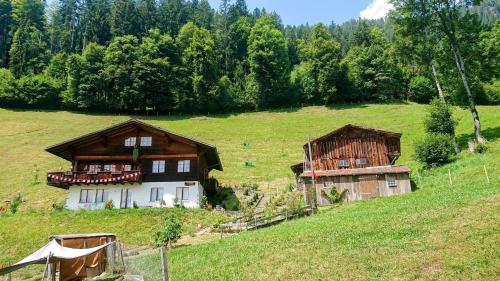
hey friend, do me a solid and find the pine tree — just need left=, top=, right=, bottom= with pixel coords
left=137, top=0, right=158, bottom=35
left=80, top=0, right=111, bottom=48
left=0, top=0, right=12, bottom=66
left=110, top=0, right=140, bottom=37
left=9, top=24, right=50, bottom=77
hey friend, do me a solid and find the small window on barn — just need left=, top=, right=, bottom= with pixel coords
left=356, top=158, right=368, bottom=167
left=124, top=137, right=136, bottom=147
left=387, top=177, right=397, bottom=188
left=152, top=160, right=165, bottom=173
left=338, top=159, right=350, bottom=168
left=140, top=136, right=152, bottom=147
left=323, top=181, right=333, bottom=188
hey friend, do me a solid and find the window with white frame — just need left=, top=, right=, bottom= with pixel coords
left=387, top=176, right=397, bottom=188
left=88, top=165, right=98, bottom=174
left=79, top=189, right=95, bottom=203
left=355, top=158, right=368, bottom=167
left=323, top=181, right=333, bottom=188
left=124, top=137, right=136, bottom=147
left=338, top=159, right=350, bottom=168
left=152, top=160, right=165, bottom=173
left=103, top=165, right=111, bottom=172
left=177, top=160, right=190, bottom=173
left=123, top=165, right=132, bottom=171
left=140, top=136, right=152, bottom=147
left=176, top=187, right=189, bottom=201
left=150, top=188, right=164, bottom=202
left=95, top=189, right=105, bottom=203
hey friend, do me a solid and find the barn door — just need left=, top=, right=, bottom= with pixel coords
left=358, top=175, right=379, bottom=199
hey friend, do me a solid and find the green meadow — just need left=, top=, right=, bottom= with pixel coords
left=0, top=104, right=498, bottom=279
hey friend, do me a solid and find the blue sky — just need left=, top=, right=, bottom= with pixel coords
left=207, top=0, right=393, bottom=25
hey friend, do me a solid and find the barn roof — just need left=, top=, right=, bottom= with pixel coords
left=45, top=119, right=223, bottom=171
left=299, top=165, right=410, bottom=178
left=306, top=124, right=401, bottom=146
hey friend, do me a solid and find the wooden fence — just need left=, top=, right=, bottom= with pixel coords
left=219, top=206, right=314, bottom=235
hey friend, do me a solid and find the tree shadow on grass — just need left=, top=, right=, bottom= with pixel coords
left=456, top=126, right=500, bottom=148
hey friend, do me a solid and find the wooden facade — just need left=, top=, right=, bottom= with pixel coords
left=45, top=119, right=222, bottom=209
left=292, top=124, right=411, bottom=205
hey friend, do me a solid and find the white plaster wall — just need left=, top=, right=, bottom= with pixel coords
left=66, top=181, right=203, bottom=210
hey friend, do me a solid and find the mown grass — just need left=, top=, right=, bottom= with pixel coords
left=128, top=142, right=499, bottom=280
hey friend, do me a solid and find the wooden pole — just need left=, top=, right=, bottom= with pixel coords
left=107, top=239, right=116, bottom=273
left=41, top=252, right=52, bottom=281
left=483, top=165, right=490, bottom=184
left=117, top=241, right=126, bottom=273
left=160, top=247, right=169, bottom=281
left=448, top=169, right=453, bottom=185
left=307, top=137, right=318, bottom=209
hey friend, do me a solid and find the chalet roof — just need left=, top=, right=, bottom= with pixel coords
left=45, top=119, right=223, bottom=171
left=299, top=165, right=410, bottom=178
left=306, top=124, right=401, bottom=147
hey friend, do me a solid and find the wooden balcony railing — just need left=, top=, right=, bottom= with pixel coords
left=47, top=170, right=142, bottom=188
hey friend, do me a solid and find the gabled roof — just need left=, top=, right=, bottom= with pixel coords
left=45, top=119, right=222, bottom=171
left=306, top=124, right=401, bottom=147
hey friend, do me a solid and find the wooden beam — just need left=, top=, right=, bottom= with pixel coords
left=74, top=154, right=198, bottom=161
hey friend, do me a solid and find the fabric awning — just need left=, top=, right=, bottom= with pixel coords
left=0, top=240, right=111, bottom=275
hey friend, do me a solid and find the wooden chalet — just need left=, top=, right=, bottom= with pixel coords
left=291, top=124, right=411, bottom=205
left=46, top=119, right=222, bottom=210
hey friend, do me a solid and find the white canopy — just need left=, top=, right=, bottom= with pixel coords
left=0, top=240, right=111, bottom=275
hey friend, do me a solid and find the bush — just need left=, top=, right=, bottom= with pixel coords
left=482, top=80, right=500, bottom=105
left=105, top=200, right=114, bottom=210
left=414, top=134, right=455, bottom=168
left=322, top=186, right=346, bottom=204
left=474, top=143, right=488, bottom=154
left=152, top=213, right=183, bottom=247
left=200, top=195, right=208, bottom=209
left=52, top=202, right=65, bottom=211
left=10, top=194, right=22, bottom=214
left=408, top=76, right=435, bottom=104
left=424, top=98, right=456, bottom=136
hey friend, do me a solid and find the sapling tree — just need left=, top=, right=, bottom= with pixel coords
left=152, top=213, right=183, bottom=248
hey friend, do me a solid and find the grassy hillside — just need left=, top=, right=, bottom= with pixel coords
left=129, top=145, right=499, bottom=280
left=0, top=104, right=498, bottom=278
left=0, top=104, right=498, bottom=210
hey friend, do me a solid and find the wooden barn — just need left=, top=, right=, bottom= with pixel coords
left=291, top=124, right=411, bottom=205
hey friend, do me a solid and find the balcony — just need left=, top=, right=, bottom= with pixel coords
left=47, top=170, right=142, bottom=189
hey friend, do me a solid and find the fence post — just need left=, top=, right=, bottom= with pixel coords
left=117, top=241, right=126, bottom=273
left=220, top=225, right=223, bottom=239
left=285, top=210, right=288, bottom=221
left=160, top=247, right=169, bottom=281
left=448, top=169, right=453, bottom=185
left=483, top=165, right=490, bottom=184
left=5, top=262, right=11, bottom=281
left=107, top=238, right=116, bottom=273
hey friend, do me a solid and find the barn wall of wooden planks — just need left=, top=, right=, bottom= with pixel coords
left=308, top=126, right=401, bottom=171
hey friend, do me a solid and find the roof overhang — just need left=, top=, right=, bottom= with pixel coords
left=45, top=119, right=223, bottom=171
left=299, top=165, right=411, bottom=178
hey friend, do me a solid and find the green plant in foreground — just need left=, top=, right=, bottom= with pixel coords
left=9, top=194, right=22, bottom=214
left=414, top=134, right=455, bottom=168
left=322, top=186, right=346, bottom=205
left=152, top=213, right=183, bottom=248
left=105, top=200, right=114, bottom=210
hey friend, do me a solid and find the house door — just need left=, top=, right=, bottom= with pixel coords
left=120, top=189, right=132, bottom=208
left=358, top=175, right=379, bottom=200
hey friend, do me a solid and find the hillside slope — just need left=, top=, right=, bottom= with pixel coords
left=130, top=144, right=499, bottom=280
left=0, top=104, right=498, bottom=209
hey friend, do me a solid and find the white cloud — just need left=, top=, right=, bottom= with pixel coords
left=360, top=0, right=394, bottom=20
